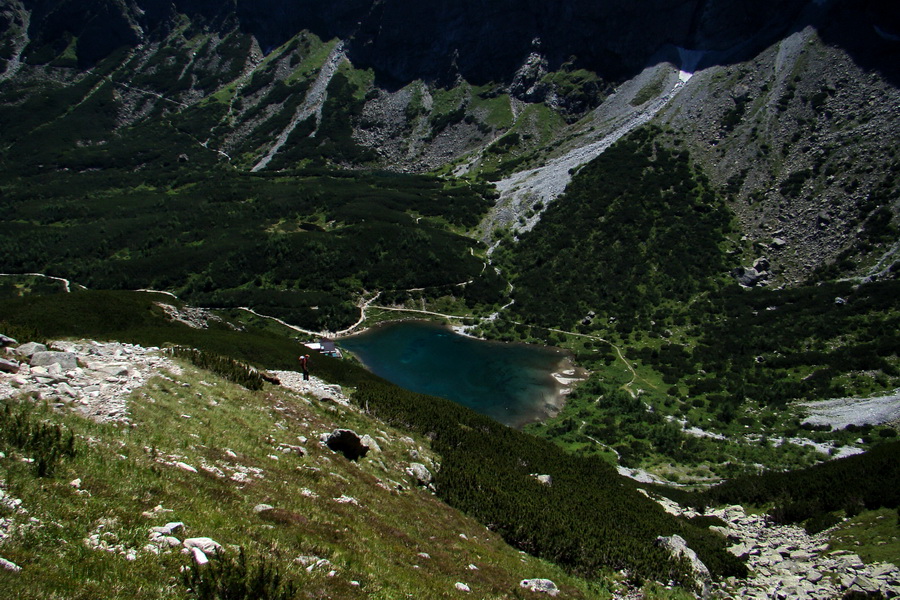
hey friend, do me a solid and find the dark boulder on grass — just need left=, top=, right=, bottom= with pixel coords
left=324, top=429, right=369, bottom=461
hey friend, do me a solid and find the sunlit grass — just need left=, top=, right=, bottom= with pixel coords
left=828, top=509, right=900, bottom=565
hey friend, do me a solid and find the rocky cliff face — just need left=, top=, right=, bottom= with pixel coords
left=8, top=0, right=840, bottom=81
left=1, top=0, right=898, bottom=282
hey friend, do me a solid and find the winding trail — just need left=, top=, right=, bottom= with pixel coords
left=0, top=272, right=76, bottom=293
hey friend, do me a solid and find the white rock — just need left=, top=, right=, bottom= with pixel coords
left=0, top=557, right=22, bottom=572
left=174, top=462, right=197, bottom=473
left=183, top=537, right=222, bottom=554
left=164, top=522, right=184, bottom=533
left=531, top=474, right=552, bottom=486
left=520, top=578, right=559, bottom=596
left=360, top=434, right=382, bottom=453
left=191, top=547, right=209, bottom=565
left=455, top=582, right=471, bottom=592
left=253, top=504, right=274, bottom=513
left=407, top=463, right=433, bottom=485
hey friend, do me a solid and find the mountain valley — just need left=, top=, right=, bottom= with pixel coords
left=1, top=0, right=899, bottom=598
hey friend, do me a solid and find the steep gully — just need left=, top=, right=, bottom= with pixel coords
left=251, top=41, right=347, bottom=172
left=479, top=48, right=706, bottom=248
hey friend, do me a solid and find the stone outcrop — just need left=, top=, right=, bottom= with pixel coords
left=13, top=342, right=47, bottom=358
left=0, top=340, right=180, bottom=424
left=655, top=534, right=711, bottom=596
left=0, top=557, right=21, bottom=572
left=30, top=351, right=77, bottom=371
left=646, top=492, right=900, bottom=600
left=406, top=462, right=433, bottom=486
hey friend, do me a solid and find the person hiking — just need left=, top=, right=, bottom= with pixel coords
left=299, top=354, right=310, bottom=381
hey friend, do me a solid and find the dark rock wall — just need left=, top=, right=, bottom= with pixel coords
left=17, top=0, right=850, bottom=83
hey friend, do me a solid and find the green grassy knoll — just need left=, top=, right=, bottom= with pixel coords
left=0, top=289, right=747, bottom=595
left=0, top=291, right=741, bottom=598
left=827, top=508, right=900, bottom=565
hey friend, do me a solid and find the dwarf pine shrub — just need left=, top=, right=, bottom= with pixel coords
left=167, top=347, right=264, bottom=391
left=0, top=400, right=76, bottom=477
left=182, top=548, right=298, bottom=600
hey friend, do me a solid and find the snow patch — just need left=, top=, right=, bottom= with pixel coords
left=676, top=47, right=705, bottom=83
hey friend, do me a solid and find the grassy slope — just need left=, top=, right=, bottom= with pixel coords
left=1, top=286, right=761, bottom=593
left=0, top=350, right=604, bottom=599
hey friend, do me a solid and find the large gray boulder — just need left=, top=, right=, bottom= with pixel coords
left=360, top=434, right=382, bottom=453
left=324, top=429, right=369, bottom=461
left=15, top=342, right=47, bottom=358
left=30, top=351, right=78, bottom=371
left=656, top=534, right=711, bottom=596
left=407, top=462, right=433, bottom=486
left=734, top=266, right=767, bottom=287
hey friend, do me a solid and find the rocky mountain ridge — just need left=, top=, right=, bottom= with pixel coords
left=1, top=0, right=897, bottom=284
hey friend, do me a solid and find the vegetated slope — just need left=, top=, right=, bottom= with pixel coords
left=680, top=440, right=900, bottom=534
left=0, top=288, right=744, bottom=595
left=500, top=125, right=733, bottom=334
left=0, top=344, right=601, bottom=599
left=501, top=125, right=899, bottom=480
left=353, top=379, right=746, bottom=584
left=0, top=166, right=504, bottom=332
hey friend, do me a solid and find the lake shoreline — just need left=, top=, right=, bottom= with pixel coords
left=338, top=318, right=585, bottom=428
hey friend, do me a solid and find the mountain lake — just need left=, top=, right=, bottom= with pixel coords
left=338, top=320, right=580, bottom=427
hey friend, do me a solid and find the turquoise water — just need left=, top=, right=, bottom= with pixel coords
left=338, top=321, right=567, bottom=427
